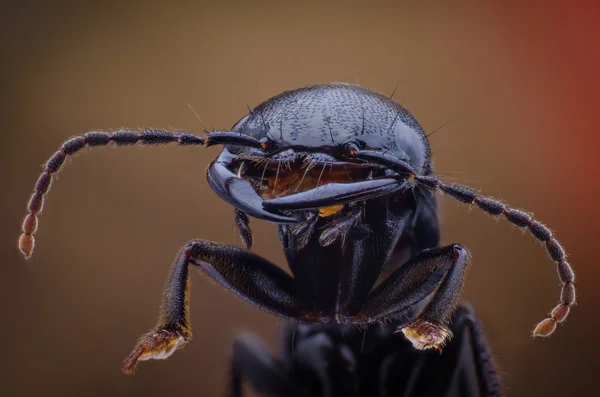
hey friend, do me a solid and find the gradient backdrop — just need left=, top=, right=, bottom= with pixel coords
left=1, top=1, right=599, bottom=396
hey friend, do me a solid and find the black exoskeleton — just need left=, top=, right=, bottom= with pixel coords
left=18, top=83, right=574, bottom=378
left=229, top=304, right=502, bottom=397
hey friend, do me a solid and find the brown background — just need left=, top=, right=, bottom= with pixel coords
left=1, top=1, right=599, bottom=396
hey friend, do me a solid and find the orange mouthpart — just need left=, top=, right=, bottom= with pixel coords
left=259, top=168, right=360, bottom=217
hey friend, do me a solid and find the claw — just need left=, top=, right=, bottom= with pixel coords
left=263, top=178, right=406, bottom=211
left=207, top=161, right=297, bottom=223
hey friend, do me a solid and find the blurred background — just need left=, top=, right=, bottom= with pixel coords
left=1, top=1, right=598, bottom=396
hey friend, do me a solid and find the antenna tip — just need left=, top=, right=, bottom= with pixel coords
left=18, top=233, right=35, bottom=259
left=532, top=318, right=556, bottom=337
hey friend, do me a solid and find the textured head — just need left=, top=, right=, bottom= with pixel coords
left=230, top=83, right=432, bottom=175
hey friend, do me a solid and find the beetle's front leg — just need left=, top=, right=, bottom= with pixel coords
left=362, top=244, right=470, bottom=351
left=122, top=240, right=306, bottom=374
left=376, top=304, right=502, bottom=397
left=400, top=245, right=470, bottom=351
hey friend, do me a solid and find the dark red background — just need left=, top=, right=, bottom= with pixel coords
left=1, top=2, right=598, bottom=396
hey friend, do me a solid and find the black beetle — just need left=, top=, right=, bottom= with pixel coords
left=230, top=304, right=502, bottom=397
left=18, top=83, right=575, bottom=375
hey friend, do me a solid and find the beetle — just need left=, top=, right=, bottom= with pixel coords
left=229, top=304, right=502, bottom=397
left=17, top=83, right=575, bottom=375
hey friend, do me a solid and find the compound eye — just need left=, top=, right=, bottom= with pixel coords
left=260, top=137, right=274, bottom=151
left=344, top=142, right=359, bottom=157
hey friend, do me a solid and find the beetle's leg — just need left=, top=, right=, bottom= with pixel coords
left=262, top=178, right=407, bottom=211
left=378, top=304, right=502, bottom=397
left=122, top=240, right=306, bottom=374
left=208, top=160, right=297, bottom=223
left=234, top=209, right=253, bottom=249
left=361, top=244, right=470, bottom=351
left=229, top=333, right=305, bottom=397
left=17, top=129, right=268, bottom=259
left=399, top=246, right=471, bottom=351
left=291, top=327, right=360, bottom=396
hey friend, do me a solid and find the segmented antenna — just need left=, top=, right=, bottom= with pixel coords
left=415, top=175, right=575, bottom=337
left=18, top=128, right=209, bottom=259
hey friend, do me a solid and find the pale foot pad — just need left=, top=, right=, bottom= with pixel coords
left=398, top=320, right=452, bottom=352
left=122, top=326, right=190, bottom=375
